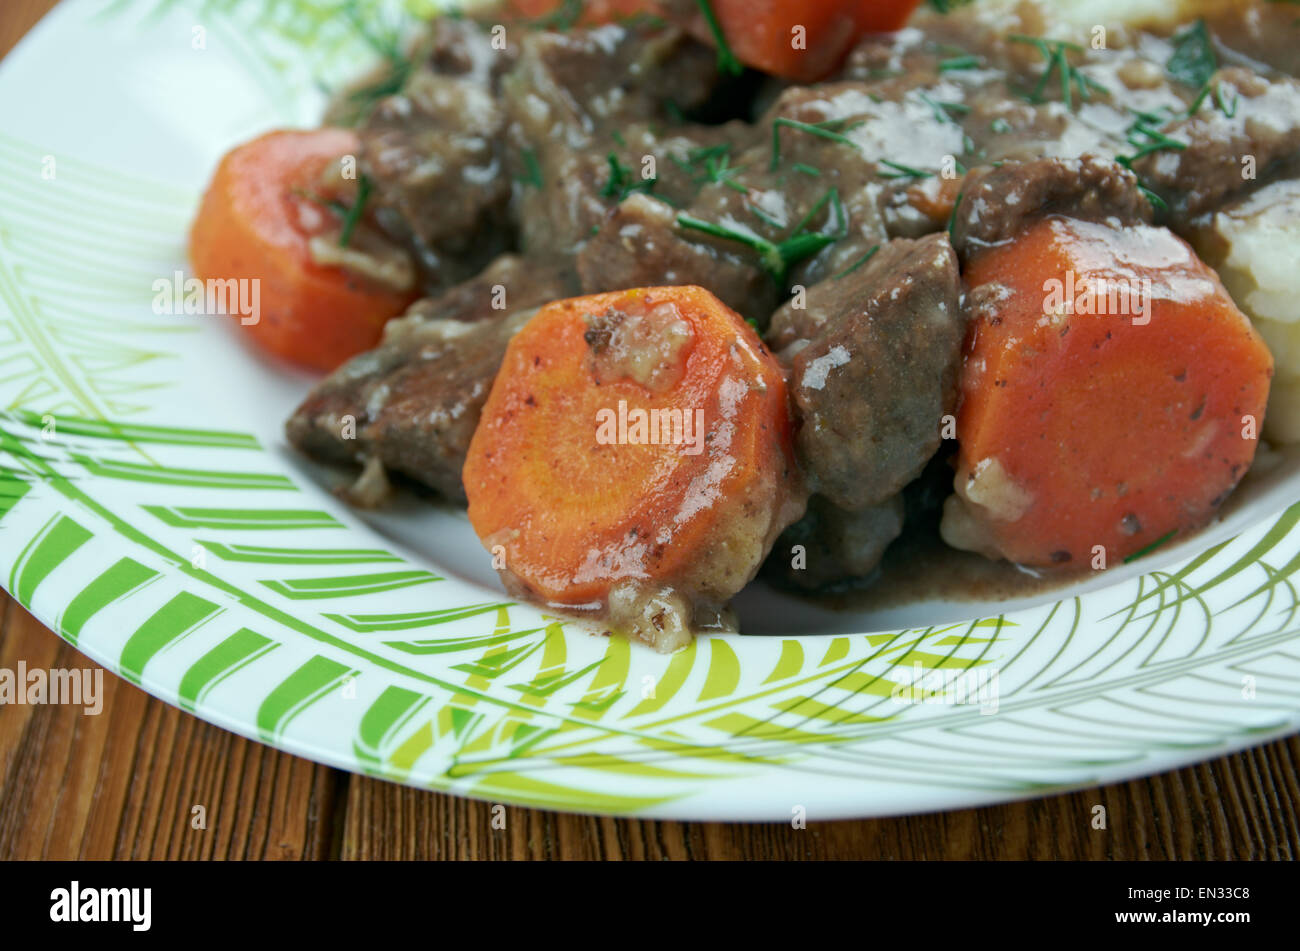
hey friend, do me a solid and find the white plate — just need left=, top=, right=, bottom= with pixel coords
left=1, top=0, right=1298, bottom=819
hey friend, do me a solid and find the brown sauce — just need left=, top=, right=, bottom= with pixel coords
left=783, top=522, right=1078, bottom=614
left=787, top=442, right=1300, bottom=615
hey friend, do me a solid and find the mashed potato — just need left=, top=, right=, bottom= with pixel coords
left=1196, top=180, right=1300, bottom=443
left=955, top=0, right=1251, bottom=35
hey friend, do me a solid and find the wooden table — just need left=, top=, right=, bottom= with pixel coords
left=3, top=0, right=1298, bottom=861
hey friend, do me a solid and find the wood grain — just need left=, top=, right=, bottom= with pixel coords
left=0, top=593, right=342, bottom=860
left=2, top=1, right=1298, bottom=861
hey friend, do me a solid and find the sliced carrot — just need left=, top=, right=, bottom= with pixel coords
left=189, top=129, right=416, bottom=372
left=853, top=0, right=925, bottom=33
left=503, top=1, right=923, bottom=81
left=463, top=286, right=801, bottom=644
left=943, top=216, right=1273, bottom=568
left=698, top=0, right=922, bottom=81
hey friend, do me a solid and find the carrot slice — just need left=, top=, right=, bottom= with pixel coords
left=701, top=0, right=922, bottom=81
left=853, top=0, right=925, bottom=33
left=943, top=216, right=1273, bottom=568
left=463, top=286, right=802, bottom=649
left=503, top=1, right=923, bottom=81
left=189, top=129, right=416, bottom=372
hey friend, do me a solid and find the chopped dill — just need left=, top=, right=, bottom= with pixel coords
left=833, top=245, right=880, bottom=280
left=338, top=173, right=372, bottom=247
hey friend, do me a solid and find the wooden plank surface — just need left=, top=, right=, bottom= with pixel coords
left=2, top=1, right=1298, bottom=861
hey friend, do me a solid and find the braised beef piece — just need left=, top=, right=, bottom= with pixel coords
left=763, top=441, right=958, bottom=590
left=575, top=79, right=899, bottom=317
left=769, top=233, right=965, bottom=513
left=552, top=121, right=774, bottom=316
left=285, top=258, right=575, bottom=502
left=841, top=12, right=1300, bottom=241
left=839, top=25, right=1121, bottom=168
left=831, top=25, right=1164, bottom=244
left=399, top=254, right=555, bottom=325
left=1131, top=67, right=1300, bottom=228
left=743, top=82, right=892, bottom=288
left=348, top=18, right=519, bottom=292
left=765, top=495, right=905, bottom=591
left=577, top=193, right=778, bottom=323
left=503, top=24, right=719, bottom=258
left=1206, top=5, right=1300, bottom=78
left=950, top=156, right=1153, bottom=257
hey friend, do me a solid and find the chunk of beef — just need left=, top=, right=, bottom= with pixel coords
left=352, top=18, right=518, bottom=290
left=285, top=258, right=574, bottom=502
left=765, top=495, right=905, bottom=590
left=503, top=24, right=718, bottom=256
left=1132, top=67, right=1300, bottom=228
left=576, top=193, right=777, bottom=323
left=950, top=156, right=1153, bottom=257
left=769, top=233, right=965, bottom=512
left=514, top=121, right=732, bottom=263
left=505, top=22, right=716, bottom=134
left=839, top=24, right=1125, bottom=168
left=840, top=16, right=1300, bottom=238
left=1206, top=5, right=1300, bottom=78
left=742, top=82, right=892, bottom=286
left=400, top=254, right=558, bottom=325
left=577, top=81, right=896, bottom=315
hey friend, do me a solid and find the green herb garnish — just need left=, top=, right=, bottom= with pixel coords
left=1118, top=120, right=1188, bottom=165
left=672, top=144, right=749, bottom=192
left=1113, top=111, right=1182, bottom=210
left=1167, top=19, right=1217, bottom=88
left=746, top=202, right=786, bottom=229
left=534, top=0, right=584, bottom=31
left=677, top=187, right=848, bottom=282
left=292, top=187, right=349, bottom=221
left=340, top=1, right=413, bottom=118
left=770, top=118, right=860, bottom=171
left=601, top=152, right=658, bottom=203
left=694, top=0, right=743, bottom=77
left=832, top=245, right=880, bottom=280
left=1187, top=79, right=1239, bottom=118
left=517, top=148, right=543, bottom=189
left=787, top=186, right=841, bottom=236
left=878, top=159, right=934, bottom=180
left=1009, top=34, right=1109, bottom=110
left=1137, top=183, right=1168, bottom=212
left=1123, top=529, right=1178, bottom=564
left=338, top=173, right=372, bottom=247
left=919, top=91, right=971, bottom=124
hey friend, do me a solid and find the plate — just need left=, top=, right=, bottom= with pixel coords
left=2, top=0, right=1299, bottom=820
